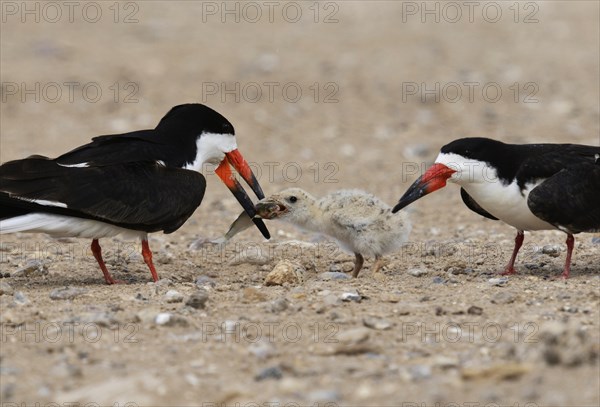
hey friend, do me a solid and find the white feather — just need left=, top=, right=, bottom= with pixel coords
left=14, top=197, right=67, bottom=208
left=57, top=162, right=89, bottom=168
left=184, top=132, right=237, bottom=171
left=0, top=213, right=146, bottom=240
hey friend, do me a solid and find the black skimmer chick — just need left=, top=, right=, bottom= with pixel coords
left=0, top=104, right=270, bottom=284
left=393, top=137, right=600, bottom=278
left=255, top=188, right=412, bottom=277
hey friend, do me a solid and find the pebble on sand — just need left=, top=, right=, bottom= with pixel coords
left=0, top=281, right=14, bottom=296
left=265, top=260, right=305, bottom=286
left=242, top=287, right=268, bottom=302
left=13, top=260, right=48, bottom=277
left=165, top=290, right=184, bottom=303
left=488, top=277, right=509, bottom=287
left=49, top=287, right=88, bottom=300
left=319, top=271, right=351, bottom=281
left=186, top=290, right=209, bottom=309
left=363, top=316, right=393, bottom=330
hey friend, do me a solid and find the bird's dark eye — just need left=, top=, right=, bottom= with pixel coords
left=288, top=196, right=298, bottom=203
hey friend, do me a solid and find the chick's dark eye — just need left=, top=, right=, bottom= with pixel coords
left=288, top=196, right=298, bottom=203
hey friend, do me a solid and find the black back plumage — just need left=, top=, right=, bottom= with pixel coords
left=527, top=158, right=600, bottom=233
left=0, top=104, right=231, bottom=233
left=56, top=104, right=235, bottom=168
left=442, top=138, right=600, bottom=189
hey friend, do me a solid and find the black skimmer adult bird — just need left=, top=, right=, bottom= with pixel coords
left=393, top=137, right=600, bottom=278
left=0, top=104, right=270, bottom=284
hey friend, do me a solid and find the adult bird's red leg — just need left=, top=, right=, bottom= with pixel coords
left=141, top=239, right=159, bottom=282
left=562, top=234, right=574, bottom=279
left=91, top=239, right=117, bottom=285
left=501, top=230, right=525, bottom=275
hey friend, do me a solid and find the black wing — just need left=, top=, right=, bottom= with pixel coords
left=0, top=156, right=206, bottom=233
left=515, top=145, right=600, bottom=190
left=528, top=161, right=600, bottom=234
left=460, top=188, right=498, bottom=220
left=55, top=130, right=183, bottom=167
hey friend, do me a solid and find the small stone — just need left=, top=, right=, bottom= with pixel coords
left=0, top=310, right=22, bottom=324
left=76, top=312, right=117, bottom=327
left=542, top=245, right=561, bottom=257
left=322, top=294, right=340, bottom=306
left=432, top=355, right=460, bottom=369
left=13, top=260, right=48, bottom=277
left=543, top=349, right=562, bottom=365
left=195, top=275, right=216, bottom=288
left=329, top=262, right=354, bottom=273
left=13, top=291, right=29, bottom=305
left=269, top=298, right=289, bottom=313
left=242, top=287, right=268, bottom=302
left=249, top=340, right=276, bottom=359
left=165, top=290, right=184, bottom=303
left=449, top=267, right=473, bottom=275
left=488, top=277, right=509, bottom=287
left=0, top=281, right=14, bottom=296
left=229, top=251, right=271, bottom=266
left=491, top=291, right=516, bottom=304
left=184, top=373, right=200, bottom=387
left=340, top=292, right=362, bottom=302
left=186, top=290, right=209, bottom=309
left=254, top=366, right=283, bottom=381
left=408, top=365, right=432, bottom=381
left=265, top=260, right=305, bottom=286
left=155, top=278, right=174, bottom=288
left=363, top=316, right=393, bottom=330
left=338, top=327, right=370, bottom=344
left=134, top=308, right=161, bottom=324
left=155, top=313, right=171, bottom=325
left=319, top=271, right=350, bottom=281
left=408, top=268, right=428, bottom=277
left=306, top=389, right=341, bottom=403
left=467, top=305, right=483, bottom=315
left=381, top=292, right=402, bottom=303
left=461, top=363, right=531, bottom=381
left=432, top=276, right=446, bottom=284
left=560, top=305, right=578, bottom=313
left=592, top=237, right=600, bottom=244
left=155, top=313, right=188, bottom=327
left=49, top=287, right=88, bottom=300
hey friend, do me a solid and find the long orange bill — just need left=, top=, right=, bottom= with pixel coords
left=215, top=149, right=270, bottom=239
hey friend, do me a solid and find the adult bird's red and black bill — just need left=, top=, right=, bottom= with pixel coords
left=0, top=104, right=270, bottom=284
left=393, top=137, right=600, bottom=278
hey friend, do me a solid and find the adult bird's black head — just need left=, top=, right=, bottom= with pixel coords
left=392, top=138, right=504, bottom=213
left=157, top=104, right=270, bottom=239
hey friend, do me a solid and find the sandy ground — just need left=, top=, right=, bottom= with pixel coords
left=1, top=1, right=599, bottom=406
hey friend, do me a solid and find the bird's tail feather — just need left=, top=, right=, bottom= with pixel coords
left=0, top=213, right=56, bottom=234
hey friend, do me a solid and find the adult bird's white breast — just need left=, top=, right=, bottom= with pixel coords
left=436, top=152, right=555, bottom=231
